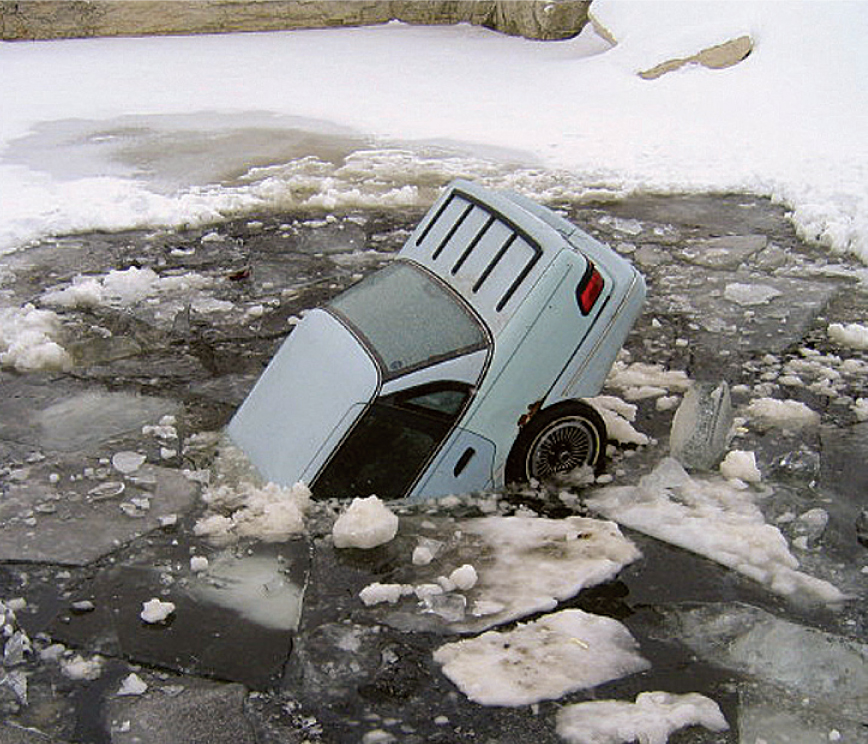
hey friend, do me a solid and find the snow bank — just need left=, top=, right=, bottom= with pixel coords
left=0, top=303, right=71, bottom=372
left=556, top=691, right=729, bottom=744
left=433, top=609, right=649, bottom=706
left=586, top=458, right=844, bottom=603
left=332, top=495, right=399, bottom=549
left=1, top=3, right=866, bottom=261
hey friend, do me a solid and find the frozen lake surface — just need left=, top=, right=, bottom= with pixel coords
left=1, top=177, right=866, bottom=743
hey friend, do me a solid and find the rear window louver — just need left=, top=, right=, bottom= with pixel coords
left=414, top=191, right=543, bottom=313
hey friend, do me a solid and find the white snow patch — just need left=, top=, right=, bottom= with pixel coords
left=332, top=496, right=399, bottom=549
left=556, top=691, right=729, bottom=744
left=139, top=598, right=175, bottom=624
left=457, top=516, right=641, bottom=629
left=1, top=5, right=867, bottom=262
left=586, top=458, right=844, bottom=603
left=433, top=609, right=649, bottom=706
left=188, top=552, right=303, bottom=631
left=745, top=398, right=820, bottom=430
left=0, top=304, right=71, bottom=372
left=828, top=322, right=868, bottom=350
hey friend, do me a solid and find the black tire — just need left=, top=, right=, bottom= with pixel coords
left=505, top=400, right=607, bottom=485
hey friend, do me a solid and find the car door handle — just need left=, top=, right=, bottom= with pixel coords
left=453, top=447, right=476, bottom=477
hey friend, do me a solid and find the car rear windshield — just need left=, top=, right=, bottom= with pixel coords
left=328, top=262, right=488, bottom=378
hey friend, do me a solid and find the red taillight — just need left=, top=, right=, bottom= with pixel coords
left=577, top=264, right=604, bottom=315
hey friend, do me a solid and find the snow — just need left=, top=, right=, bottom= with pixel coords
left=332, top=496, right=399, bottom=549
left=586, top=457, right=845, bottom=603
left=0, top=3, right=866, bottom=262
left=556, top=691, right=729, bottom=744
left=139, top=598, right=175, bottom=624
left=588, top=395, right=650, bottom=446
left=433, top=609, right=650, bottom=706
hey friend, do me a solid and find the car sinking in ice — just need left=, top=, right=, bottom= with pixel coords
left=228, top=179, right=645, bottom=500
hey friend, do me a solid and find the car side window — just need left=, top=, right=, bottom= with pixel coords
left=312, top=383, right=471, bottom=499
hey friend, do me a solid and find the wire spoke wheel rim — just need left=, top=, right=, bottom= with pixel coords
left=528, top=417, right=597, bottom=480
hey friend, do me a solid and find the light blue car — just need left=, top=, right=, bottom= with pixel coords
left=228, top=180, right=645, bottom=500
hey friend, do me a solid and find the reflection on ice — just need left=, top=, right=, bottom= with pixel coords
left=188, top=552, right=304, bottom=632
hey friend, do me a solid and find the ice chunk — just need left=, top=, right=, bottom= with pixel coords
left=359, top=583, right=411, bottom=607
left=669, top=382, right=733, bottom=470
left=61, top=653, right=104, bottom=680
left=140, top=598, right=175, bottom=624
left=671, top=604, right=868, bottom=722
left=828, top=322, right=868, bottom=350
left=745, top=397, right=820, bottom=431
left=117, top=672, right=148, bottom=696
left=456, top=516, right=641, bottom=631
left=589, top=395, right=650, bottom=446
left=189, top=556, right=209, bottom=573
left=332, top=496, right=398, bottom=549
left=724, top=282, right=782, bottom=306
left=195, top=480, right=311, bottom=543
left=433, top=609, right=649, bottom=706
left=720, top=450, right=761, bottom=483
left=0, top=303, right=71, bottom=372
left=587, top=458, right=845, bottom=603
left=556, top=691, right=729, bottom=744
left=449, top=564, right=478, bottom=591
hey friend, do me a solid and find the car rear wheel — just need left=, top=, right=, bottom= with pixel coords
left=506, top=401, right=607, bottom=484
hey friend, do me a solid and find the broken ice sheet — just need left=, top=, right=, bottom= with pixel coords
left=668, top=603, right=868, bottom=725
left=585, top=458, right=845, bottom=604
left=433, top=609, right=649, bottom=706
left=362, top=515, right=641, bottom=633
left=0, top=464, right=197, bottom=564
